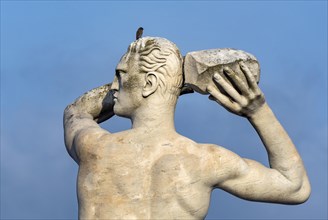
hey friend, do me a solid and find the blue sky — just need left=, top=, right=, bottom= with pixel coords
left=1, top=1, right=327, bottom=219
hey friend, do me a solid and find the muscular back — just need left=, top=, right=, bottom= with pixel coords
left=74, top=129, right=213, bottom=219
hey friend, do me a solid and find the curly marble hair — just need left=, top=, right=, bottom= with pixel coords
left=126, top=37, right=183, bottom=101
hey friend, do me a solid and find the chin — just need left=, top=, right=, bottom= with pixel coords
left=113, top=105, right=130, bottom=119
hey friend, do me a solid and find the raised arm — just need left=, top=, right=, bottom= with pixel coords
left=63, top=83, right=114, bottom=163
left=206, top=62, right=311, bottom=204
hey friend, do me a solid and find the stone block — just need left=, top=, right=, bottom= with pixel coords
left=184, top=48, right=260, bottom=94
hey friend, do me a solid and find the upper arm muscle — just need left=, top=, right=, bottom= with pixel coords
left=63, top=106, right=109, bottom=163
left=202, top=144, right=294, bottom=203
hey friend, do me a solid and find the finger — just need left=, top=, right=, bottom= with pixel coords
left=239, top=61, right=258, bottom=89
left=214, top=70, right=244, bottom=104
left=207, top=84, right=240, bottom=112
left=239, top=61, right=263, bottom=96
left=223, top=66, right=250, bottom=96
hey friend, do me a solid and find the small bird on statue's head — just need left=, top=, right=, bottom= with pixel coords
left=136, top=27, right=144, bottom=40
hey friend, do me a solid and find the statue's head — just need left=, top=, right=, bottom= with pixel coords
left=129, top=37, right=183, bottom=98
left=112, top=37, right=183, bottom=117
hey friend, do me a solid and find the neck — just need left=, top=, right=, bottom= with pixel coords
left=131, top=101, right=177, bottom=134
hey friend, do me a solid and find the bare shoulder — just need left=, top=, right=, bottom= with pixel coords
left=74, top=126, right=110, bottom=146
left=71, top=126, right=112, bottom=162
left=177, top=138, right=246, bottom=187
left=176, top=135, right=235, bottom=159
left=197, top=143, right=240, bottom=158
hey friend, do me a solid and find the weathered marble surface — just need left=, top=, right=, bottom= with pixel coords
left=64, top=36, right=310, bottom=220
left=184, top=48, right=260, bottom=94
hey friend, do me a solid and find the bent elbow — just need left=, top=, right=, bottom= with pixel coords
left=296, top=182, right=311, bottom=204
left=288, top=177, right=311, bottom=204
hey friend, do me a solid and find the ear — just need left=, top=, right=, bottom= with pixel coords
left=142, top=72, right=159, bottom=98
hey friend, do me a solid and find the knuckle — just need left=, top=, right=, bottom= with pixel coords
left=235, top=105, right=242, bottom=112
left=248, top=93, right=256, bottom=100
left=254, top=90, right=263, bottom=97
left=254, top=93, right=264, bottom=102
left=206, top=85, right=214, bottom=93
left=248, top=77, right=256, bottom=84
left=240, top=98, right=249, bottom=107
left=213, top=72, right=221, bottom=80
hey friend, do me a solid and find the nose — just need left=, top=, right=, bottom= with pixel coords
left=111, top=76, right=119, bottom=91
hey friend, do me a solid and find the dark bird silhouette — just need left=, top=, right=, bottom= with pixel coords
left=136, top=27, right=143, bottom=40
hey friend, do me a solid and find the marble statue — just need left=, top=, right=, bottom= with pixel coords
left=63, top=34, right=311, bottom=219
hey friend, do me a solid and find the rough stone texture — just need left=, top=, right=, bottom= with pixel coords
left=64, top=37, right=311, bottom=220
left=184, top=48, right=260, bottom=94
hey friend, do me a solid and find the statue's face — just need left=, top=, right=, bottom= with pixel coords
left=112, top=52, right=144, bottom=118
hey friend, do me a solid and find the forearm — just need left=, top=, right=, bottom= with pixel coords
left=248, top=103, right=309, bottom=184
left=207, top=62, right=310, bottom=202
left=64, top=83, right=114, bottom=123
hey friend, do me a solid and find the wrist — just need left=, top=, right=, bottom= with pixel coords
left=247, top=102, right=273, bottom=123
